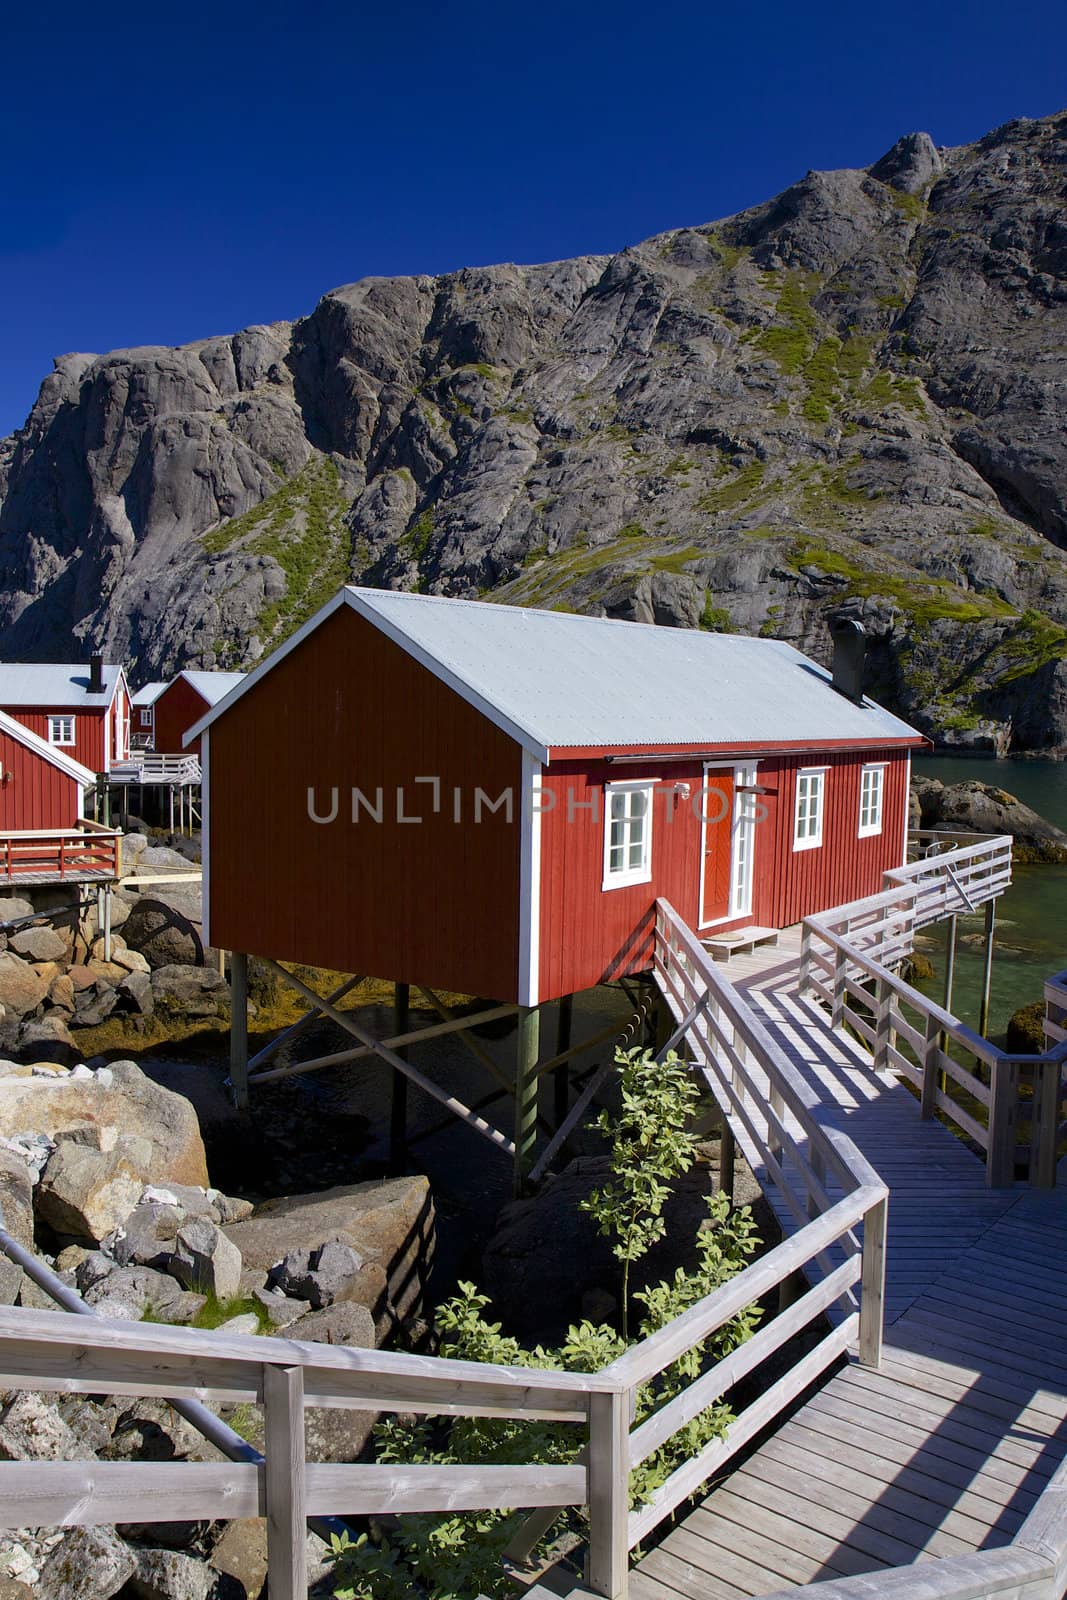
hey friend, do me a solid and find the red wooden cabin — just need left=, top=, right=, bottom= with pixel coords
left=189, top=588, right=924, bottom=1008
left=0, top=710, right=95, bottom=832
left=148, top=671, right=245, bottom=757
left=0, top=657, right=131, bottom=776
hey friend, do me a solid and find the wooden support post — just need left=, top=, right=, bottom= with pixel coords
left=858, top=1193, right=888, bottom=1368
left=263, top=1363, right=307, bottom=1600
left=229, top=952, right=249, bottom=1112
left=798, top=924, right=812, bottom=996
left=513, top=1006, right=540, bottom=1195
left=719, top=1118, right=736, bottom=1206
left=587, top=1388, right=630, bottom=1600
left=554, top=994, right=573, bottom=1132
left=873, top=977, right=891, bottom=1072
left=390, top=983, right=409, bottom=1177
left=102, top=884, right=113, bottom=964
left=978, top=898, right=997, bottom=1039
left=987, top=1056, right=1017, bottom=1188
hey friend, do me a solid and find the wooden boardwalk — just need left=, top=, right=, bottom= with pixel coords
left=633, top=933, right=1067, bottom=1599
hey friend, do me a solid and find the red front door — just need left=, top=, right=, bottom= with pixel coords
left=701, top=769, right=735, bottom=924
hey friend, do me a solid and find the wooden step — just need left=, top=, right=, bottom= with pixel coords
left=703, top=924, right=780, bottom=960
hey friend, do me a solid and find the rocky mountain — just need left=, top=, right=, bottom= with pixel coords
left=1, top=111, right=1066, bottom=749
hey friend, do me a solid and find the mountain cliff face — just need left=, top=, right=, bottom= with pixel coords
left=2, top=111, right=1066, bottom=749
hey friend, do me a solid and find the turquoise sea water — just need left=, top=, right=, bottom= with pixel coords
left=912, top=756, right=1067, bottom=1040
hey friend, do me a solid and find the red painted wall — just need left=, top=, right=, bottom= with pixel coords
left=154, top=678, right=210, bottom=756
left=206, top=607, right=525, bottom=999
left=5, top=708, right=107, bottom=775
left=537, top=747, right=911, bottom=1003
left=0, top=730, right=83, bottom=831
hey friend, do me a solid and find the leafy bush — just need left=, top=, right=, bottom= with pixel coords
left=330, top=1047, right=760, bottom=1599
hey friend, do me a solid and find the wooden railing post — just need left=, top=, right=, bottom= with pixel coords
left=858, top=1192, right=887, bottom=1369
left=798, top=924, right=812, bottom=996
left=873, top=978, right=892, bottom=1071
left=831, top=947, right=847, bottom=1029
left=987, top=1056, right=1018, bottom=1188
left=263, top=1363, right=307, bottom=1600
left=587, top=1387, right=630, bottom=1600
left=920, top=1014, right=940, bottom=1120
left=1030, top=1061, right=1061, bottom=1190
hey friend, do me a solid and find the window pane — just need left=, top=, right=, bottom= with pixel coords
left=610, top=844, right=624, bottom=871
left=610, top=792, right=626, bottom=820
left=630, top=790, right=647, bottom=820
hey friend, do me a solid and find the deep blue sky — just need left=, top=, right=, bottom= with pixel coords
left=2, top=0, right=1064, bottom=437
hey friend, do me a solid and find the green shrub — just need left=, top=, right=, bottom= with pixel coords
left=329, top=1047, right=760, bottom=1599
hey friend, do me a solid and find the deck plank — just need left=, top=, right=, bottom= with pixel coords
left=632, top=933, right=1067, bottom=1600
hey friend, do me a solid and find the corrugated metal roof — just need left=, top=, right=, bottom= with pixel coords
left=0, top=709, right=96, bottom=786
left=347, top=588, right=923, bottom=753
left=0, top=663, right=124, bottom=708
left=132, top=682, right=169, bottom=706
left=182, top=671, right=245, bottom=705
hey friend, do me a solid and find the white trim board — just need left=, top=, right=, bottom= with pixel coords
left=517, top=751, right=542, bottom=1007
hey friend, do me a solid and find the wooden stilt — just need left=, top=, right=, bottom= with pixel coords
left=513, top=1006, right=540, bottom=1195
left=553, top=994, right=573, bottom=1131
left=978, top=898, right=997, bottom=1039
left=390, top=983, right=409, bottom=1176
left=230, top=952, right=249, bottom=1111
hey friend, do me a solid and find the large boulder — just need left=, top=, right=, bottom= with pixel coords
left=0, top=1392, right=79, bottom=1461
left=0, top=954, right=48, bottom=1018
left=913, top=776, right=1067, bottom=863
left=9, top=926, right=67, bottom=963
left=126, top=1548, right=215, bottom=1600
left=170, top=1219, right=242, bottom=1300
left=36, top=1133, right=154, bottom=1243
left=151, top=966, right=229, bottom=1018
left=0, top=1059, right=209, bottom=1189
left=122, top=899, right=202, bottom=970
left=223, top=1175, right=433, bottom=1333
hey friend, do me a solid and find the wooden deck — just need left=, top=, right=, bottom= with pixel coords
left=632, top=932, right=1067, bottom=1600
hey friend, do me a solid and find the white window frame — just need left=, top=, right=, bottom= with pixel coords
left=140, top=707, right=154, bottom=729
left=602, top=780, right=656, bottom=890
left=48, top=715, right=76, bottom=747
left=858, top=763, right=885, bottom=838
left=793, top=767, right=826, bottom=852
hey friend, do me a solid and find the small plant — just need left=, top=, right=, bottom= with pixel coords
left=329, top=1046, right=760, bottom=1599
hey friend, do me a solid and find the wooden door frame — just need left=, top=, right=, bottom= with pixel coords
left=697, top=759, right=760, bottom=929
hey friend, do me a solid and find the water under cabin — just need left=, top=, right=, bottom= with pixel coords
left=189, top=588, right=926, bottom=1008
left=0, top=657, right=131, bottom=777
left=147, top=671, right=246, bottom=757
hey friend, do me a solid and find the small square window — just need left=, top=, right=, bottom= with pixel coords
left=794, top=768, right=825, bottom=851
left=603, top=782, right=655, bottom=889
left=859, top=764, right=885, bottom=837
left=48, top=716, right=76, bottom=746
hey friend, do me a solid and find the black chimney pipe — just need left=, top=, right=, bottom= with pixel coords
left=88, top=653, right=105, bottom=696
left=829, top=619, right=866, bottom=704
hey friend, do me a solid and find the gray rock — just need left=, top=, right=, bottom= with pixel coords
left=253, top=1285, right=311, bottom=1328
left=106, top=1200, right=183, bottom=1268
left=118, top=969, right=155, bottom=1016
left=83, top=1264, right=206, bottom=1323
left=288, top=1300, right=377, bottom=1462
left=72, top=988, right=119, bottom=1028
left=126, top=1547, right=215, bottom=1600
left=913, top=776, right=1067, bottom=862
left=9, top=926, right=67, bottom=962
left=272, top=1239, right=363, bottom=1309
left=171, top=1219, right=242, bottom=1299
left=0, top=898, right=34, bottom=924
left=35, top=1526, right=136, bottom=1600
left=17, top=1015, right=76, bottom=1064
left=105, top=1397, right=220, bottom=1464
left=0, top=1392, right=79, bottom=1460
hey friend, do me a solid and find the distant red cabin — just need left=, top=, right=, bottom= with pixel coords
left=145, top=671, right=245, bottom=757
left=0, top=710, right=95, bottom=831
left=0, top=657, right=131, bottom=776
left=190, top=589, right=925, bottom=1006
